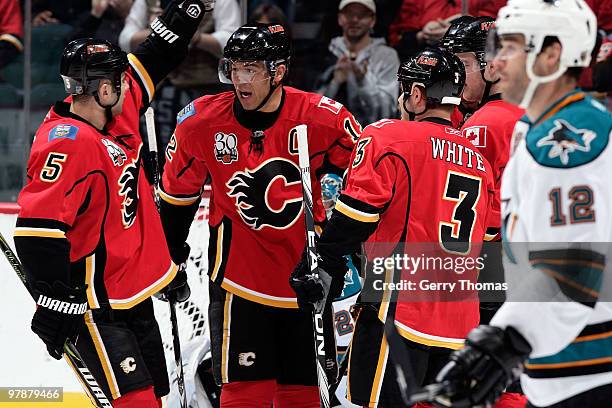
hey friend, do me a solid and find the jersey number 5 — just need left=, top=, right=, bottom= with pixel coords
left=439, top=171, right=482, bottom=255
left=40, top=152, right=67, bottom=183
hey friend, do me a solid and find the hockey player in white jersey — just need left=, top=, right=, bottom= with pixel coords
left=433, top=1, right=612, bottom=407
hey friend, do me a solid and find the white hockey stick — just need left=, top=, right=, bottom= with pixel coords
left=296, top=124, right=332, bottom=408
left=145, top=107, right=188, bottom=408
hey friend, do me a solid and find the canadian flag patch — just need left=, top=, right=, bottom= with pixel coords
left=463, top=126, right=487, bottom=148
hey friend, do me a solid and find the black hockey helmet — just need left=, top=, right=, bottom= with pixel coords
left=219, top=23, right=291, bottom=84
left=60, top=38, right=129, bottom=97
left=441, top=16, right=495, bottom=70
left=397, top=47, right=465, bottom=107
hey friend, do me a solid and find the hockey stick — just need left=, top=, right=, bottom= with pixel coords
left=0, top=232, right=112, bottom=408
left=296, top=124, right=332, bottom=408
left=145, top=107, right=188, bottom=408
left=382, top=260, right=451, bottom=405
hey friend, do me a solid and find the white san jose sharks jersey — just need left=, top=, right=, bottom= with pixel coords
left=491, top=90, right=612, bottom=407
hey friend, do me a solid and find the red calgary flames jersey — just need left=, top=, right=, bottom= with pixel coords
left=16, top=60, right=176, bottom=309
left=161, top=87, right=358, bottom=308
left=461, top=98, right=524, bottom=231
left=338, top=118, right=495, bottom=348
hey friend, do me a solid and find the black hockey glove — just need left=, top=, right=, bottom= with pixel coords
left=150, top=0, right=210, bottom=49
left=289, top=248, right=345, bottom=311
left=433, top=325, right=532, bottom=408
left=31, top=281, right=87, bottom=360
left=159, top=242, right=191, bottom=303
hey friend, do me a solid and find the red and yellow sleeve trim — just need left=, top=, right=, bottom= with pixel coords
left=127, top=53, right=155, bottom=103
left=14, top=227, right=66, bottom=239
left=335, top=200, right=380, bottom=223
left=0, top=34, right=23, bottom=51
left=159, top=189, right=200, bottom=206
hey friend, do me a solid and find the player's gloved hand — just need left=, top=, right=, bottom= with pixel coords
left=159, top=242, right=191, bottom=302
left=289, top=248, right=345, bottom=310
left=151, top=0, right=208, bottom=47
left=31, top=281, right=87, bottom=360
left=433, top=325, right=532, bottom=408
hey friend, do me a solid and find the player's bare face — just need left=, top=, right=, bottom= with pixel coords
left=338, top=4, right=375, bottom=43
left=231, top=61, right=272, bottom=110
left=492, top=35, right=530, bottom=105
left=457, top=52, right=485, bottom=110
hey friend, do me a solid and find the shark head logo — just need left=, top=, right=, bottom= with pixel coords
left=536, top=119, right=596, bottom=165
left=118, top=158, right=139, bottom=228
left=226, top=158, right=303, bottom=230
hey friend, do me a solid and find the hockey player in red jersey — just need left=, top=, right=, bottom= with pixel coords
left=159, top=23, right=359, bottom=407
left=291, top=48, right=496, bottom=407
left=442, top=17, right=528, bottom=408
left=13, top=1, right=209, bottom=406
left=442, top=16, right=524, bottom=243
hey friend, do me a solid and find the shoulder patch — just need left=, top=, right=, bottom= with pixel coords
left=177, top=101, right=196, bottom=125
left=317, top=96, right=344, bottom=115
left=527, top=116, right=610, bottom=168
left=462, top=126, right=487, bottom=148
left=48, top=124, right=78, bottom=142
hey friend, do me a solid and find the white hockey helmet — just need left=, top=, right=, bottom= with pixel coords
left=494, top=0, right=597, bottom=107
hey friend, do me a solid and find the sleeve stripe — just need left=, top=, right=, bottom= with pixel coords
left=127, top=53, right=154, bottom=103
left=14, top=228, right=66, bottom=239
left=530, top=258, right=605, bottom=269
left=0, top=34, right=23, bottom=51
left=529, top=248, right=606, bottom=264
left=538, top=266, right=600, bottom=298
left=335, top=200, right=379, bottom=223
left=484, top=233, right=498, bottom=242
left=159, top=189, right=200, bottom=206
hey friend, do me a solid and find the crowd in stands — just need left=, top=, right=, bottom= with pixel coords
left=0, top=0, right=610, bottom=123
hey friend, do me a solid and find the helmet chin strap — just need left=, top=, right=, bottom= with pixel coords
left=402, top=92, right=427, bottom=121
left=93, top=85, right=122, bottom=128
left=479, top=68, right=500, bottom=108
left=252, top=76, right=280, bottom=112
left=519, top=51, right=567, bottom=108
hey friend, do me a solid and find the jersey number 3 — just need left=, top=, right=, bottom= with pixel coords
left=439, top=171, right=481, bottom=255
left=40, top=152, right=67, bottom=183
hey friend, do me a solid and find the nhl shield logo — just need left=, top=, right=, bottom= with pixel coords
left=463, top=126, right=487, bottom=148
left=214, top=132, right=238, bottom=164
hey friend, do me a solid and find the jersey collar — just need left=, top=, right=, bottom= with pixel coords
left=53, top=101, right=109, bottom=134
left=418, top=117, right=453, bottom=126
left=532, top=89, right=585, bottom=126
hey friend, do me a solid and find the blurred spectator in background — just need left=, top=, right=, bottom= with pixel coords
left=315, top=0, right=399, bottom=125
left=593, top=33, right=611, bottom=95
left=66, top=0, right=134, bottom=44
left=249, top=2, right=292, bottom=38
left=32, top=0, right=131, bottom=45
left=32, top=0, right=91, bottom=27
left=467, top=0, right=507, bottom=18
left=120, top=0, right=239, bottom=89
left=120, top=0, right=239, bottom=147
left=0, top=0, right=23, bottom=68
left=389, top=0, right=461, bottom=60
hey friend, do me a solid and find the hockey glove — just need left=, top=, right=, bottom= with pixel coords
left=150, top=0, right=209, bottom=49
left=31, top=281, right=87, bottom=360
left=433, top=325, right=532, bottom=408
left=159, top=242, right=191, bottom=303
left=289, top=248, right=345, bottom=311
